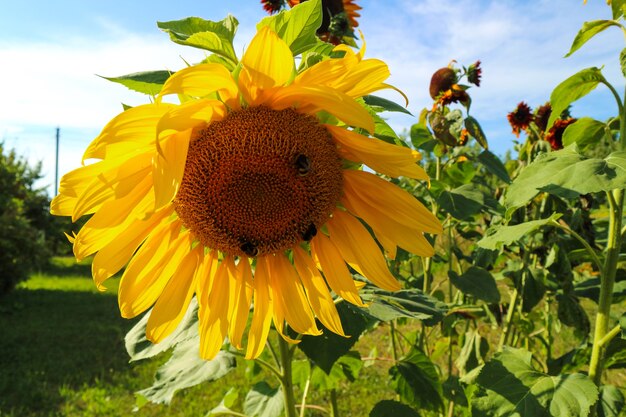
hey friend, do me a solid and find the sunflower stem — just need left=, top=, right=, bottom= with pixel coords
left=299, top=371, right=312, bottom=417
left=277, top=336, right=298, bottom=417
left=329, top=389, right=340, bottom=417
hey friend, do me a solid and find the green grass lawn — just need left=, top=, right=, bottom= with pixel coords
left=0, top=257, right=395, bottom=417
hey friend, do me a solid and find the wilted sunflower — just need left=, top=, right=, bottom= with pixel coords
left=51, top=26, right=440, bottom=360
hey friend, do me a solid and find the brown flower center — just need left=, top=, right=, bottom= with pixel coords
left=174, top=106, right=343, bottom=257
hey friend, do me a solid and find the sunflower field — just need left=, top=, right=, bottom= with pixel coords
left=2, top=0, right=626, bottom=416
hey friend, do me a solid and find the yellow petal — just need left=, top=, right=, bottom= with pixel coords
left=146, top=245, right=201, bottom=343
left=199, top=256, right=233, bottom=360
left=156, top=99, right=226, bottom=139
left=326, top=125, right=429, bottom=180
left=241, top=26, right=293, bottom=91
left=83, top=103, right=175, bottom=161
left=341, top=188, right=435, bottom=257
left=72, top=176, right=154, bottom=261
left=229, top=258, right=253, bottom=349
left=266, top=84, right=374, bottom=133
left=91, top=205, right=174, bottom=290
left=72, top=152, right=153, bottom=221
left=268, top=254, right=321, bottom=336
left=245, top=256, right=274, bottom=359
left=158, top=63, right=239, bottom=108
left=118, top=227, right=190, bottom=318
left=293, top=246, right=345, bottom=336
left=153, top=129, right=192, bottom=210
left=327, top=210, right=400, bottom=291
left=310, top=233, right=365, bottom=307
left=343, top=170, right=442, bottom=234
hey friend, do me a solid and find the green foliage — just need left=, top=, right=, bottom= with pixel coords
left=369, top=400, right=421, bottom=416
left=464, top=115, right=488, bottom=149
left=257, top=0, right=322, bottom=55
left=598, top=385, right=625, bottom=417
left=157, top=16, right=239, bottom=63
left=547, top=67, right=606, bottom=130
left=436, top=184, right=484, bottom=220
left=562, top=117, right=608, bottom=150
left=505, top=146, right=626, bottom=211
left=243, top=382, right=283, bottom=417
left=477, top=214, right=561, bottom=250
left=476, top=150, right=511, bottom=184
left=363, top=95, right=413, bottom=115
left=100, top=71, right=172, bottom=96
left=472, top=348, right=598, bottom=417
left=0, top=143, right=51, bottom=295
left=389, top=348, right=444, bottom=412
left=565, top=20, right=622, bottom=58
left=448, top=267, right=500, bottom=303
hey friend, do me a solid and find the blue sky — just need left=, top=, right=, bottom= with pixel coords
left=0, top=0, right=623, bottom=195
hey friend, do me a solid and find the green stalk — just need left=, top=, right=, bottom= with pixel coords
left=498, top=287, right=519, bottom=350
left=278, top=336, right=298, bottom=417
left=588, top=189, right=623, bottom=386
left=329, top=389, right=340, bottom=417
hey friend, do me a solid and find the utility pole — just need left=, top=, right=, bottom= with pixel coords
left=55, top=127, right=60, bottom=196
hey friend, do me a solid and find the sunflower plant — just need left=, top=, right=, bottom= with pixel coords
left=51, top=1, right=447, bottom=415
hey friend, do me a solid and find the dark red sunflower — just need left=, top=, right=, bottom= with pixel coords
left=534, top=102, right=552, bottom=132
left=467, top=61, right=482, bottom=87
left=545, top=118, right=577, bottom=150
left=261, top=0, right=285, bottom=14
left=507, top=102, right=533, bottom=137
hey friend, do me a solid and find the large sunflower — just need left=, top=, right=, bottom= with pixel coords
left=51, top=26, right=441, bottom=360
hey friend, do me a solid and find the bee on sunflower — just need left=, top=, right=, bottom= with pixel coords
left=51, top=1, right=440, bottom=361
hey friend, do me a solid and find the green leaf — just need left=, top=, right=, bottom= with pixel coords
left=455, top=329, right=489, bottom=375
left=244, top=382, right=284, bottom=417
left=505, top=146, right=626, bottom=211
left=556, top=293, right=590, bottom=334
left=309, top=352, right=363, bottom=391
left=442, top=376, right=469, bottom=407
left=257, top=0, right=322, bottom=55
left=465, top=115, right=488, bottom=149
left=369, top=400, right=422, bottom=417
left=574, top=277, right=626, bottom=304
left=436, top=184, right=484, bottom=220
left=565, top=20, right=621, bottom=58
left=620, top=48, right=626, bottom=78
left=562, top=117, right=607, bottom=149
left=125, top=298, right=199, bottom=362
left=297, top=302, right=372, bottom=374
left=620, top=312, right=626, bottom=339
left=548, top=67, right=606, bottom=130
left=363, top=95, right=413, bottom=115
left=100, top=70, right=171, bottom=96
left=206, top=388, right=239, bottom=416
left=605, top=337, right=626, bottom=369
left=598, top=385, right=625, bottom=417
left=158, top=16, right=239, bottom=62
left=476, top=150, right=512, bottom=184
left=137, top=338, right=236, bottom=404
left=477, top=213, right=561, bottom=250
left=472, top=347, right=598, bottom=417
left=448, top=266, right=500, bottom=303
left=358, top=287, right=448, bottom=326
left=612, top=0, right=626, bottom=19
left=389, top=348, right=444, bottom=412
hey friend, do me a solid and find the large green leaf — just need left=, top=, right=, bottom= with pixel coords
left=370, top=400, right=422, bottom=417
left=472, top=348, right=598, bottom=417
left=565, top=20, right=621, bottom=58
left=206, top=388, right=239, bottom=416
left=562, top=117, right=607, bottom=150
left=437, top=184, right=485, bottom=220
left=244, top=382, right=284, bottom=417
left=389, top=348, right=444, bottom=412
left=505, top=146, right=626, bottom=211
left=455, top=329, right=489, bottom=375
left=257, top=0, right=322, bottom=55
left=158, top=16, right=239, bottom=62
left=410, top=121, right=435, bottom=150
left=100, top=70, right=171, bottom=96
left=309, top=351, right=363, bottom=391
left=125, top=298, right=199, bottom=362
left=477, top=150, right=511, bottom=184
left=448, top=266, right=500, bottom=303
left=598, top=385, right=625, bottom=417
left=477, top=214, right=561, bottom=250
left=612, top=0, right=626, bottom=19
left=556, top=293, right=590, bottom=334
left=358, top=287, right=448, bottom=326
left=548, top=67, right=606, bottom=130
left=137, top=338, right=236, bottom=405
left=297, top=302, right=372, bottom=374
